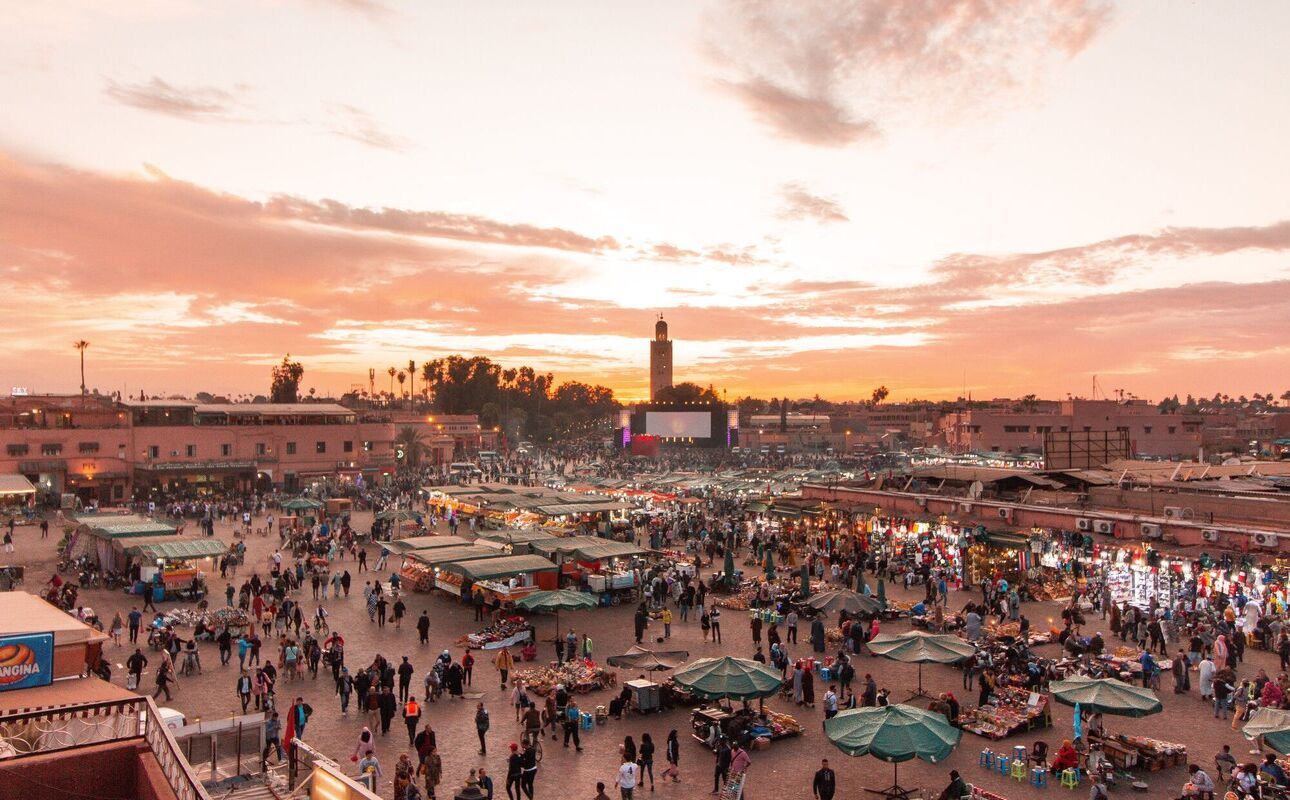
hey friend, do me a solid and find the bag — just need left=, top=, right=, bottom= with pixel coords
left=127, top=673, right=138, bottom=691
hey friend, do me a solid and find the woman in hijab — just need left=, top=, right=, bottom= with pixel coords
left=352, top=726, right=375, bottom=762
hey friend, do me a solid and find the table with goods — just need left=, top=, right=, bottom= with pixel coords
left=511, top=658, right=615, bottom=696
left=690, top=705, right=803, bottom=751
left=476, top=579, right=539, bottom=603
left=956, top=686, right=1052, bottom=739
left=455, top=615, right=534, bottom=650
left=1087, top=732, right=1185, bottom=772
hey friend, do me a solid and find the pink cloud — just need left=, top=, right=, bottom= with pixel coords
left=104, top=77, right=243, bottom=121
left=776, top=182, right=849, bottom=224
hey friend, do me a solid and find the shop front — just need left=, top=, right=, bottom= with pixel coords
left=1093, top=544, right=1187, bottom=610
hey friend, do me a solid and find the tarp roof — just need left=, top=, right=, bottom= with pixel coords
left=122, top=538, right=230, bottom=560
left=535, top=501, right=635, bottom=516
left=77, top=514, right=178, bottom=538
left=0, top=474, right=36, bottom=496
left=477, top=529, right=559, bottom=544
left=531, top=536, right=645, bottom=561
left=443, top=554, right=558, bottom=580
left=406, top=546, right=500, bottom=566
left=383, top=535, right=472, bottom=554
left=0, top=591, right=108, bottom=646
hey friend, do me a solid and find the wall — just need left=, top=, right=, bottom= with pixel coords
left=0, top=740, right=176, bottom=800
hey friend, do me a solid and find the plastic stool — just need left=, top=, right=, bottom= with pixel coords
left=1012, top=746, right=1027, bottom=762
left=1030, top=768, right=1047, bottom=788
left=997, top=756, right=1012, bottom=776
left=1011, top=761, right=1027, bottom=782
left=979, top=750, right=995, bottom=768
left=580, top=712, right=593, bottom=731
left=1060, top=768, right=1079, bottom=789
left=819, top=667, right=833, bottom=681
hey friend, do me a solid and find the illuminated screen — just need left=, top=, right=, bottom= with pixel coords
left=645, top=411, right=712, bottom=438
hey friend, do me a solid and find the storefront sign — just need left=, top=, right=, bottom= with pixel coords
left=0, top=632, right=55, bottom=691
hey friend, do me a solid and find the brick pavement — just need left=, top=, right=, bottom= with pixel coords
left=4, top=513, right=1272, bottom=800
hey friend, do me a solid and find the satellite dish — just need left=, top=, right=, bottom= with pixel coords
left=968, top=480, right=984, bottom=500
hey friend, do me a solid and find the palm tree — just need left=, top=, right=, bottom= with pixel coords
left=73, top=340, right=89, bottom=395
left=387, top=367, right=397, bottom=408
left=394, top=425, right=429, bottom=468
left=408, top=360, right=417, bottom=412
left=1282, top=390, right=1290, bottom=407
left=397, top=370, right=407, bottom=404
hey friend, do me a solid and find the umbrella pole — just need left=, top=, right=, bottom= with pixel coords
left=864, top=761, right=913, bottom=800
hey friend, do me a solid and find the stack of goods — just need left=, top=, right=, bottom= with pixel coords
left=956, top=686, right=1050, bottom=739
left=1097, top=733, right=1186, bottom=771
left=512, top=659, right=615, bottom=696
left=457, top=616, right=532, bottom=650
left=717, top=771, right=746, bottom=800
left=436, top=570, right=465, bottom=594
left=762, top=709, right=803, bottom=737
left=983, top=621, right=1052, bottom=645
left=826, top=627, right=845, bottom=644
left=400, top=561, right=434, bottom=592
left=750, top=608, right=783, bottom=624
left=1027, top=576, right=1076, bottom=601
left=718, top=581, right=759, bottom=611
left=162, top=607, right=251, bottom=631
left=970, top=788, right=1009, bottom=800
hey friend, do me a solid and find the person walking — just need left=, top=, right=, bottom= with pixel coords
left=126, top=648, right=147, bottom=691
left=399, top=656, right=415, bottom=702
left=236, top=669, right=252, bottom=712
left=616, top=755, right=640, bottom=800
left=506, top=743, right=523, bottom=800
left=639, top=732, right=656, bottom=791
left=128, top=607, right=142, bottom=644
left=710, top=606, right=722, bottom=644
left=475, top=702, right=491, bottom=755
left=463, top=649, right=475, bottom=686
left=417, top=611, right=431, bottom=645
left=262, top=711, right=283, bottom=767
left=403, top=696, right=422, bottom=745
left=561, top=698, right=582, bottom=751
left=338, top=667, right=354, bottom=714
left=153, top=661, right=175, bottom=701
left=520, top=740, right=538, bottom=799
left=712, top=740, right=731, bottom=794
left=813, top=759, right=836, bottom=800
left=659, top=729, right=680, bottom=783
left=495, top=647, right=514, bottom=689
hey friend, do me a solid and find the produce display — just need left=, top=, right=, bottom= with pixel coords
left=436, top=571, right=465, bottom=595
left=762, top=709, right=803, bottom=736
left=456, top=616, right=533, bottom=650
left=162, top=606, right=252, bottom=632
left=956, top=686, right=1051, bottom=739
left=400, top=561, right=434, bottom=592
left=1091, top=732, right=1186, bottom=771
left=982, top=621, right=1053, bottom=645
left=1027, top=577, right=1077, bottom=602
left=512, top=658, right=616, bottom=696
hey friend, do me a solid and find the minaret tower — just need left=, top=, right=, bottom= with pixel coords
left=649, top=314, right=673, bottom=400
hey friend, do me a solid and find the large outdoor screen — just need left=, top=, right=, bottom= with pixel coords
left=645, top=411, right=712, bottom=438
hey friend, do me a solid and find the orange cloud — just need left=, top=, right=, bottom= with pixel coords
left=104, top=77, right=243, bottom=121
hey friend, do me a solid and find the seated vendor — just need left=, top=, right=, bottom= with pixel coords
left=1049, top=739, right=1079, bottom=775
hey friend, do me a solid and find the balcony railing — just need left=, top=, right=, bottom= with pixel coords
left=0, top=695, right=210, bottom=800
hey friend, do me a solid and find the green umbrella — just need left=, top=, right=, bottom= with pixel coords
left=723, top=548, right=736, bottom=588
left=799, top=564, right=811, bottom=599
left=281, top=497, right=323, bottom=511
left=876, top=580, right=887, bottom=608
left=824, top=704, right=962, bottom=799
left=808, top=589, right=882, bottom=617
left=517, top=589, right=598, bottom=644
left=671, top=656, right=782, bottom=702
left=868, top=631, right=976, bottom=699
left=606, top=645, right=690, bottom=679
left=1244, top=707, right=1290, bottom=753
left=1048, top=676, right=1162, bottom=718
left=764, top=549, right=775, bottom=581
left=376, top=508, right=420, bottom=523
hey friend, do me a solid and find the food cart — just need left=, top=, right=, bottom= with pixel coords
left=530, top=536, right=647, bottom=602
left=399, top=546, right=501, bottom=593
left=441, top=554, right=560, bottom=604
left=324, top=498, right=352, bottom=518
left=125, top=538, right=227, bottom=602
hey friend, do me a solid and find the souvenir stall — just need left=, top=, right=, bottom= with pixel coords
left=475, top=528, right=560, bottom=555
left=456, top=614, right=535, bottom=650
left=956, top=685, right=1052, bottom=739
left=858, top=515, right=966, bottom=585
left=441, top=554, right=560, bottom=604
left=964, top=530, right=1031, bottom=587
left=1094, top=545, right=1186, bottom=610
left=511, top=658, right=615, bottom=695
left=530, top=536, right=647, bottom=597
left=399, top=546, right=500, bottom=593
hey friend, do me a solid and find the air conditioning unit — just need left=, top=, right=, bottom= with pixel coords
left=1201, top=529, right=1220, bottom=543
left=1093, top=520, right=1115, bottom=535
left=958, top=502, right=973, bottom=514
left=170, top=450, right=179, bottom=457
left=1140, top=523, right=1162, bottom=539
left=915, top=496, right=927, bottom=508
left=997, top=507, right=1013, bottom=521
left=1254, top=532, right=1280, bottom=548
left=1163, top=506, right=1185, bottom=520
left=1076, top=518, right=1093, bottom=532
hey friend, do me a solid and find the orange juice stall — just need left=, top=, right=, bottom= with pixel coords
left=440, top=554, right=559, bottom=604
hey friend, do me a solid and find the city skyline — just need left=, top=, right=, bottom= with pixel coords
left=3, top=1, right=1289, bottom=402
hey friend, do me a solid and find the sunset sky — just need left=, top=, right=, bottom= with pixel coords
left=2, top=1, right=1288, bottom=403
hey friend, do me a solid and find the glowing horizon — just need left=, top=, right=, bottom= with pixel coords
left=2, top=2, right=1289, bottom=404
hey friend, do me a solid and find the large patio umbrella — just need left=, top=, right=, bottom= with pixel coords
left=376, top=508, right=421, bottom=523
left=764, top=549, right=776, bottom=581
left=1244, top=707, right=1290, bottom=753
left=1048, top=676, right=1163, bottom=718
left=606, top=645, right=690, bottom=679
left=516, top=589, right=598, bottom=644
left=807, top=589, right=882, bottom=617
left=824, top=704, right=962, bottom=800
left=281, top=497, right=323, bottom=511
left=876, top=580, right=887, bottom=608
left=868, top=631, right=976, bottom=699
left=671, top=656, right=782, bottom=704
left=799, top=565, right=811, bottom=599
left=723, top=548, right=737, bottom=587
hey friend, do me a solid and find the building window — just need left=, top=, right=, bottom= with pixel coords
left=1168, top=426, right=1176, bottom=434
left=5, top=444, right=27, bottom=456
left=40, top=443, right=62, bottom=456
left=1143, top=426, right=1152, bottom=434
left=221, top=444, right=232, bottom=457
left=286, top=442, right=296, bottom=455
left=78, top=442, right=100, bottom=454
left=362, top=441, right=373, bottom=452
left=256, top=442, right=267, bottom=456
left=185, top=444, right=197, bottom=457
left=990, top=446, right=1000, bottom=452
left=316, top=441, right=326, bottom=454
left=1082, top=426, right=1091, bottom=432
left=1037, top=426, right=1052, bottom=434
left=148, top=445, right=160, bottom=459
left=1003, top=425, right=1031, bottom=433
left=1116, top=426, right=1129, bottom=433
left=1059, top=426, right=1068, bottom=432
left=343, top=440, right=353, bottom=453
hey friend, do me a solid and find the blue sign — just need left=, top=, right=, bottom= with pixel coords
left=0, top=632, right=55, bottom=692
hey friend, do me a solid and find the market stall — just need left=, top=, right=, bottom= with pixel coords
left=382, top=535, right=472, bottom=556
left=455, top=615, right=535, bottom=650
left=67, top=514, right=179, bottom=572
left=1094, top=544, right=1185, bottom=610
left=956, top=685, right=1051, bottom=739
left=442, top=554, right=560, bottom=602
left=511, top=658, right=615, bottom=696
left=124, top=538, right=226, bottom=602
left=400, top=546, right=501, bottom=593
left=474, top=528, right=560, bottom=555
